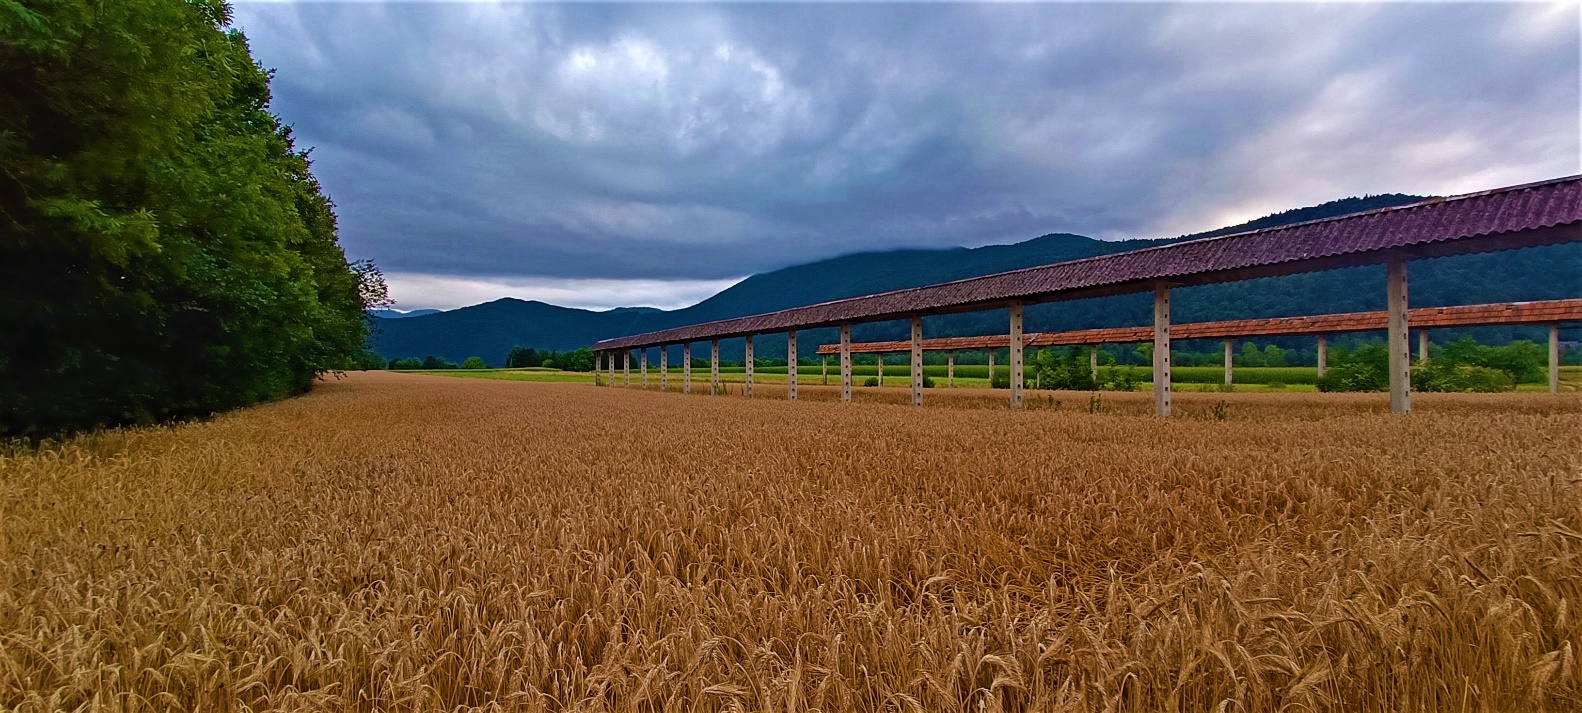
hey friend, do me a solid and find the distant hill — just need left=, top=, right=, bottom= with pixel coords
left=368, top=308, right=441, bottom=319
left=368, top=194, right=1582, bottom=364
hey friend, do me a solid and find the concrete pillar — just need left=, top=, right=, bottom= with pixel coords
left=624, top=350, right=631, bottom=387
left=640, top=349, right=648, bottom=388
left=595, top=352, right=603, bottom=386
left=1090, top=345, right=1099, bottom=380
left=821, top=354, right=828, bottom=385
left=609, top=351, right=616, bottom=387
left=840, top=324, right=853, bottom=403
left=1551, top=324, right=1561, bottom=394
left=683, top=343, right=692, bottom=394
left=987, top=350, right=995, bottom=386
left=1153, top=284, right=1171, bottom=417
left=744, top=334, right=754, bottom=397
left=876, top=352, right=883, bottom=386
left=1418, top=329, right=1430, bottom=363
left=1316, top=335, right=1327, bottom=378
left=787, top=330, right=798, bottom=401
left=1223, top=338, right=1234, bottom=385
left=910, top=316, right=923, bottom=406
left=1010, top=303, right=1025, bottom=409
left=947, top=351, right=955, bottom=387
left=660, top=346, right=668, bottom=391
left=711, top=340, right=721, bottom=395
left=1387, top=258, right=1411, bottom=415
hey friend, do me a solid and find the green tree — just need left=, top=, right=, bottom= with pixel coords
left=1, top=0, right=375, bottom=437
left=461, top=356, right=486, bottom=369
left=505, top=346, right=541, bottom=368
left=420, top=356, right=455, bottom=370
left=559, top=347, right=595, bottom=372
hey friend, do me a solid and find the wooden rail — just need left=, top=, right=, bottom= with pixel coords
left=813, top=299, right=1582, bottom=354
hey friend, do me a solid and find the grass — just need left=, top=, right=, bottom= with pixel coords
left=4, top=374, right=1579, bottom=711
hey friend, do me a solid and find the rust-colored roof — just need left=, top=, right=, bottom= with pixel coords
left=598, top=175, right=1582, bottom=351
left=813, top=298, right=1582, bottom=354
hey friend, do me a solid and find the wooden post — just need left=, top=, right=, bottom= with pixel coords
left=640, top=349, right=648, bottom=388
left=1223, top=338, right=1234, bottom=385
left=1387, top=258, right=1411, bottom=414
left=711, top=340, right=720, bottom=395
left=1090, top=345, right=1099, bottom=380
left=947, top=351, right=955, bottom=387
left=911, top=316, right=923, bottom=406
left=787, top=330, right=798, bottom=401
left=1418, top=329, right=1430, bottom=363
left=1153, top=284, right=1171, bottom=417
left=1010, top=303, right=1024, bottom=409
left=744, top=334, right=754, bottom=396
left=821, top=354, right=828, bottom=385
left=1551, top=324, right=1561, bottom=394
left=624, top=350, right=631, bottom=387
left=660, top=346, right=668, bottom=391
left=840, top=324, right=853, bottom=402
left=683, top=343, right=692, bottom=394
left=1316, top=335, right=1327, bottom=378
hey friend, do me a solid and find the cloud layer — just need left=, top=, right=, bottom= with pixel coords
left=232, top=1, right=1579, bottom=310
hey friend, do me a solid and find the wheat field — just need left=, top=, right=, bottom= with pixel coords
left=3, top=372, right=1579, bottom=711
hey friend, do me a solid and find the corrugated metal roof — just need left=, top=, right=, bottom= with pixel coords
left=598, top=175, right=1582, bottom=350
left=813, top=298, right=1582, bottom=354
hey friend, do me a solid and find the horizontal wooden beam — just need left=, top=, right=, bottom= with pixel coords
left=813, top=298, right=1582, bottom=355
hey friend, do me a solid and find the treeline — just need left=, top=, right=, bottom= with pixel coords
left=355, top=346, right=596, bottom=371
left=504, top=346, right=594, bottom=371
left=1, top=0, right=377, bottom=437
left=974, top=338, right=1559, bottom=392
left=1319, top=337, right=1551, bottom=392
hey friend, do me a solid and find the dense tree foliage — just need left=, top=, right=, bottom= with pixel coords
left=1316, top=337, right=1549, bottom=393
left=1, top=0, right=377, bottom=437
left=504, top=345, right=595, bottom=371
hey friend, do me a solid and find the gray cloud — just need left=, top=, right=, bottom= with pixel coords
left=233, top=1, right=1579, bottom=296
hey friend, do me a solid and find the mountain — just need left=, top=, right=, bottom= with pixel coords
left=368, top=308, right=441, bottom=319
left=368, top=194, right=1582, bottom=365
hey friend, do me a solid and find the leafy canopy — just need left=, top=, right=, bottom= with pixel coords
left=1, top=0, right=379, bottom=437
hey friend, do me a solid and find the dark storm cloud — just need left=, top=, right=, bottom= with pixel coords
left=232, top=1, right=1578, bottom=290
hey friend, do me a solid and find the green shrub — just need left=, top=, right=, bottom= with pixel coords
left=1316, top=343, right=1390, bottom=392
left=1413, top=361, right=1515, bottom=392
left=461, top=357, right=487, bottom=369
left=862, top=377, right=879, bottom=387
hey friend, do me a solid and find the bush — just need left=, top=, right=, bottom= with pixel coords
left=1435, top=336, right=1546, bottom=383
left=862, top=377, right=879, bottom=387
left=353, top=351, right=387, bottom=370
left=1030, top=348, right=1098, bottom=391
left=389, top=357, right=423, bottom=370
left=1413, top=361, right=1515, bottom=392
left=1316, top=343, right=1390, bottom=392
left=461, top=357, right=487, bottom=369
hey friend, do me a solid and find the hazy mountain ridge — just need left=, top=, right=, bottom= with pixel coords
left=368, top=194, right=1581, bottom=364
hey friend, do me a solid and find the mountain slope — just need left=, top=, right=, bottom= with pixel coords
left=368, top=194, right=1581, bottom=364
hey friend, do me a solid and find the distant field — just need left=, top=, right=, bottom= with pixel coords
left=7, top=374, right=1578, bottom=710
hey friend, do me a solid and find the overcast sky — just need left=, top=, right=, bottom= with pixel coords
left=232, top=1, right=1580, bottom=311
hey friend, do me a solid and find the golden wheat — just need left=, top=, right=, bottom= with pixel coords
left=2, top=372, right=1579, bottom=711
